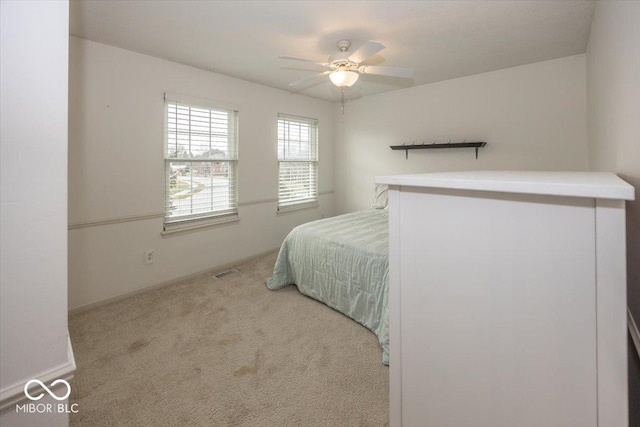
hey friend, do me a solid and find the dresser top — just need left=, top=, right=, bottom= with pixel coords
left=375, top=171, right=635, bottom=200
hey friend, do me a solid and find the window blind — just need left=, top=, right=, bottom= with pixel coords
left=164, top=95, right=238, bottom=229
left=277, top=114, right=318, bottom=211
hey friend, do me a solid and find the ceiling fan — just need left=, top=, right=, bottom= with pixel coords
left=280, top=39, right=414, bottom=91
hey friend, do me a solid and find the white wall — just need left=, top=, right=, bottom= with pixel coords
left=334, top=54, right=588, bottom=213
left=586, top=1, right=640, bottom=327
left=0, top=1, right=72, bottom=425
left=68, top=37, right=335, bottom=310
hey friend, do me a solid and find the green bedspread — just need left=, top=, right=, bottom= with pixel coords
left=266, top=209, right=389, bottom=365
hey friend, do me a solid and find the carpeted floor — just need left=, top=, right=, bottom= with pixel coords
left=68, top=251, right=389, bottom=427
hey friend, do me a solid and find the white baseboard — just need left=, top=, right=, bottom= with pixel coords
left=629, top=307, right=640, bottom=358
left=69, top=247, right=280, bottom=314
left=0, top=335, right=76, bottom=414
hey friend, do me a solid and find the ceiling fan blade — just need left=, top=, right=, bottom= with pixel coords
left=348, top=40, right=386, bottom=64
left=360, top=65, right=414, bottom=79
left=279, top=56, right=329, bottom=67
left=289, top=71, right=331, bottom=88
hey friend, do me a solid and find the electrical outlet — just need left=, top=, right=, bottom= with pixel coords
left=144, top=250, right=155, bottom=265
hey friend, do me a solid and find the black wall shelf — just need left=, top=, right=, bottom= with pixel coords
left=390, top=141, right=487, bottom=159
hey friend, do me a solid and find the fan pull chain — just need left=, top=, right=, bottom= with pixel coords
left=341, top=87, right=345, bottom=116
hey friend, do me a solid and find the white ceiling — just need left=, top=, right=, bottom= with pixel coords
left=70, top=0, right=595, bottom=102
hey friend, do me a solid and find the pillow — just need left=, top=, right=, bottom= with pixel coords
left=372, top=184, right=389, bottom=209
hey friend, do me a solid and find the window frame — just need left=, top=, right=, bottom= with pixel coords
left=276, top=113, right=319, bottom=213
left=163, top=93, right=239, bottom=233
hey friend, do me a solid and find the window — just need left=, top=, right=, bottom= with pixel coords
left=164, top=94, right=238, bottom=231
left=277, top=114, right=318, bottom=212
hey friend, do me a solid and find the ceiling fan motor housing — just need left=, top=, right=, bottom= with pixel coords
left=329, top=40, right=356, bottom=70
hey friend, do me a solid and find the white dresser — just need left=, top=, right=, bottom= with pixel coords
left=375, top=171, right=634, bottom=427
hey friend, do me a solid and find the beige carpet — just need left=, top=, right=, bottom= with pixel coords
left=68, top=251, right=389, bottom=426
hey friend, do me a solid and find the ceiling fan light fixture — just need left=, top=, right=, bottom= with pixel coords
left=281, top=40, right=413, bottom=95
left=329, top=70, right=359, bottom=88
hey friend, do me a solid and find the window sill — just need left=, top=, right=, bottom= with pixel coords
left=277, top=201, right=319, bottom=215
left=162, top=214, right=239, bottom=237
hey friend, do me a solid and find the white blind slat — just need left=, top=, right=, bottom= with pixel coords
left=277, top=114, right=318, bottom=210
left=164, top=98, right=238, bottom=227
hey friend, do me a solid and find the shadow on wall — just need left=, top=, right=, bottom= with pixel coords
left=619, top=173, right=640, bottom=323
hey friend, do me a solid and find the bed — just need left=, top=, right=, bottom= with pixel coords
left=266, top=208, right=390, bottom=364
